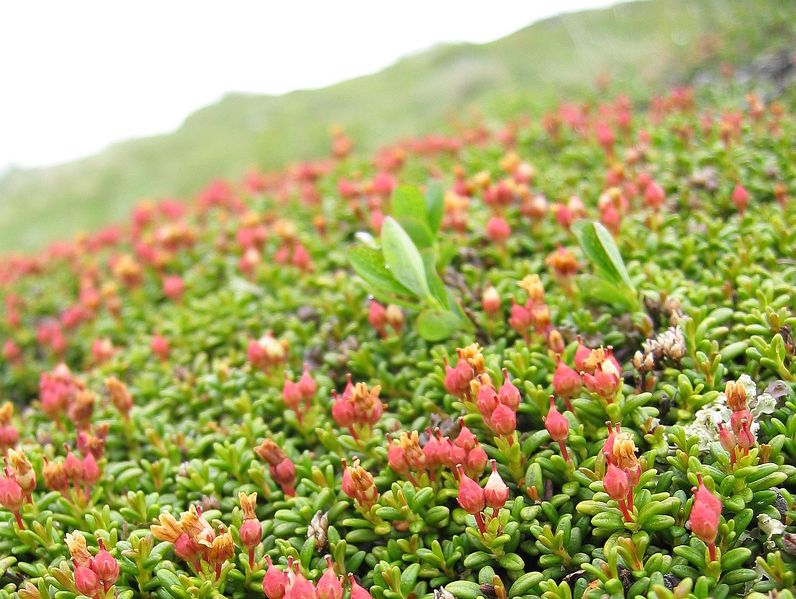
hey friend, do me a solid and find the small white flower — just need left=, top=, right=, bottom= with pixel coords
left=758, top=513, right=785, bottom=550
left=685, top=374, right=778, bottom=451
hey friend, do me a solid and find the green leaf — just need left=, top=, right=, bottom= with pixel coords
left=392, top=185, right=427, bottom=221
left=578, top=275, right=639, bottom=311
left=416, top=310, right=462, bottom=341
left=350, top=246, right=413, bottom=298
left=572, top=220, right=634, bottom=289
left=398, top=216, right=435, bottom=249
left=421, top=248, right=449, bottom=308
left=381, top=217, right=431, bottom=300
left=425, top=180, right=444, bottom=233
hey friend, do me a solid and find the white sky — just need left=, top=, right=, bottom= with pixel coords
left=0, top=0, right=617, bottom=171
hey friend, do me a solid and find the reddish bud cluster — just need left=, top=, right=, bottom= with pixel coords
left=282, top=363, right=317, bottom=424
left=473, top=370, right=521, bottom=437
left=331, top=376, right=384, bottom=437
left=601, top=422, right=641, bottom=521
left=341, top=458, right=379, bottom=510
left=263, top=556, right=370, bottom=599
left=254, top=440, right=297, bottom=497
left=67, top=533, right=120, bottom=598
left=580, top=346, right=622, bottom=401
left=247, top=332, right=288, bottom=372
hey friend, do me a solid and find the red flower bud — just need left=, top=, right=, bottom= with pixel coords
left=736, top=419, right=755, bottom=451
left=330, top=396, right=353, bottom=431
left=498, top=369, right=520, bottom=410
left=82, top=452, right=100, bottom=487
left=348, top=573, right=373, bottom=599
left=271, top=458, right=296, bottom=496
left=490, top=403, right=516, bottom=436
left=731, top=183, right=749, bottom=214
left=263, top=556, right=288, bottom=599
left=151, top=334, right=170, bottom=361
left=486, top=215, right=511, bottom=243
left=603, top=463, right=629, bottom=502
left=544, top=397, right=569, bottom=442
left=282, top=378, right=302, bottom=412
left=73, top=560, right=101, bottom=598
left=553, top=355, right=581, bottom=399
left=0, top=475, right=23, bottom=512
left=368, top=300, right=387, bottom=332
left=455, top=464, right=485, bottom=514
left=482, top=286, right=501, bottom=315
left=298, top=363, right=317, bottom=399
left=643, top=181, right=665, bottom=211
left=387, top=438, right=407, bottom=473
left=316, top=556, right=343, bottom=599
left=91, top=539, right=119, bottom=589
left=484, top=460, right=509, bottom=509
left=475, top=381, right=498, bottom=422
left=717, top=422, right=736, bottom=454
left=174, top=532, right=201, bottom=563
left=454, top=421, right=478, bottom=452
left=239, top=518, right=262, bottom=550
left=574, top=336, right=591, bottom=372
left=465, top=445, right=488, bottom=478
left=730, top=408, right=752, bottom=437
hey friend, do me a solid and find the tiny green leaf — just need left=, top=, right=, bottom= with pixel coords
left=381, top=217, right=431, bottom=300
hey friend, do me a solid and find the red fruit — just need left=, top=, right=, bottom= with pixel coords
left=316, top=556, right=343, bottom=599
left=263, top=555, right=288, bottom=599
left=484, top=460, right=509, bottom=509
left=553, top=356, right=581, bottom=399
left=73, top=560, right=101, bottom=598
left=544, top=397, right=569, bottom=442
left=91, top=539, right=119, bottom=589
left=455, top=464, right=485, bottom=514
left=497, top=369, right=521, bottom=410
left=603, top=463, right=629, bottom=502
left=490, top=404, right=517, bottom=436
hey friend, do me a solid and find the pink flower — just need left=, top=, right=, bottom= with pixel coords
left=544, top=397, right=569, bottom=442
left=486, top=216, right=511, bottom=243
left=91, top=539, right=119, bottom=590
left=162, top=275, right=185, bottom=302
left=73, top=560, right=101, bottom=598
left=603, top=463, right=629, bottom=502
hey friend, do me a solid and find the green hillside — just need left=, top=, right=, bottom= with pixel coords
left=1, top=0, right=794, bottom=251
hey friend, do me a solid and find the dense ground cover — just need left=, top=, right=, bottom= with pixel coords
left=1, top=79, right=796, bottom=599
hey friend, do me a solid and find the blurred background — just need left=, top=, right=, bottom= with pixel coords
left=1, top=0, right=794, bottom=252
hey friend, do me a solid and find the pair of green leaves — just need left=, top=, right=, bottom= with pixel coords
left=572, top=220, right=640, bottom=312
left=350, top=184, right=470, bottom=341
